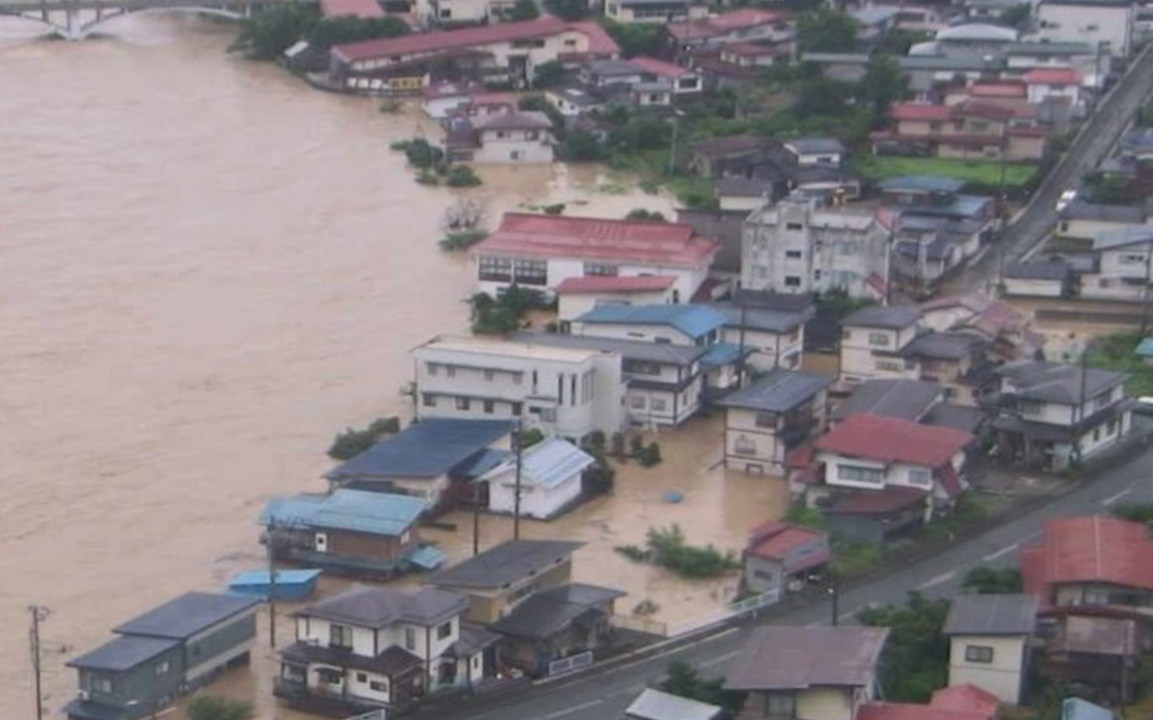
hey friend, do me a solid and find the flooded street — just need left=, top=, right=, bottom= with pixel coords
left=0, top=16, right=676, bottom=716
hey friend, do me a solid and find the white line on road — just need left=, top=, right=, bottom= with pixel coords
left=1102, top=488, right=1134, bottom=507
left=539, top=700, right=603, bottom=719
left=698, top=650, right=742, bottom=668
left=982, top=543, right=1019, bottom=562
left=916, top=570, right=956, bottom=590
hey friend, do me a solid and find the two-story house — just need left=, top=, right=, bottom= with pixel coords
left=831, top=378, right=985, bottom=435
left=604, top=0, right=707, bottom=25
left=990, top=361, right=1132, bottom=471
left=429, top=540, right=623, bottom=676
left=66, top=593, right=261, bottom=720
left=873, top=101, right=1046, bottom=161
left=667, top=8, right=794, bottom=54
left=1082, top=227, right=1153, bottom=301
left=470, top=212, right=720, bottom=302
left=792, top=414, right=973, bottom=544
left=275, top=585, right=498, bottom=715
left=716, top=368, right=833, bottom=475
left=943, top=594, right=1038, bottom=703
left=724, top=626, right=890, bottom=720
left=467, top=111, right=554, bottom=164
left=706, top=296, right=812, bottom=371
left=260, top=489, right=430, bottom=577
left=839, top=305, right=923, bottom=386
left=510, top=331, right=708, bottom=427
left=1034, top=0, right=1133, bottom=58
left=412, top=335, right=626, bottom=442
left=323, top=417, right=515, bottom=508
left=741, top=196, right=891, bottom=299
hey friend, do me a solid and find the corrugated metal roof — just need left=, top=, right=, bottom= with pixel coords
left=627, top=689, right=723, bottom=720
left=67, top=635, right=180, bottom=671
left=725, top=626, right=889, bottom=690
left=297, top=584, right=467, bottom=628
left=576, top=304, right=726, bottom=339
left=716, top=368, right=832, bottom=412
left=943, top=594, right=1037, bottom=635
left=482, top=437, right=596, bottom=489
left=325, top=418, right=513, bottom=480
left=112, top=592, right=260, bottom=640
left=261, top=489, right=426, bottom=537
left=431, top=539, right=584, bottom=589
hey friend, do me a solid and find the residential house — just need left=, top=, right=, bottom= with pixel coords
left=629, top=55, right=703, bottom=95
left=1001, top=261, right=1074, bottom=298
left=630, top=81, right=674, bottom=107
left=990, top=361, right=1132, bottom=471
left=962, top=0, right=1026, bottom=22
left=324, top=417, right=514, bottom=506
left=1024, top=68, right=1084, bottom=112
left=479, top=437, right=595, bottom=519
left=422, top=82, right=515, bottom=119
left=873, top=101, right=1046, bottom=162
left=717, top=41, right=787, bottom=69
left=429, top=540, right=623, bottom=675
left=329, top=18, right=620, bottom=93
left=904, top=331, right=989, bottom=404
left=580, top=58, right=648, bottom=88
left=919, top=292, right=1042, bottom=361
left=66, top=593, right=260, bottom=720
left=838, top=305, right=923, bottom=387
left=930, top=23, right=1019, bottom=56
left=1057, top=199, right=1152, bottom=241
left=321, top=0, right=384, bottom=19
left=1037, top=613, right=1144, bottom=703
left=715, top=368, right=833, bottom=474
left=1082, top=227, right=1153, bottom=301
left=471, top=212, right=720, bottom=302
left=554, top=275, right=678, bottom=324
left=783, top=137, right=846, bottom=167
left=415, top=0, right=511, bottom=24
left=706, top=298, right=812, bottom=371
left=667, top=8, right=794, bottom=54
left=929, top=685, right=1001, bottom=718
left=687, top=134, right=777, bottom=178
left=850, top=6, right=900, bottom=43
left=898, top=55, right=1007, bottom=96
left=275, top=585, right=498, bottom=715
left=545, top=85, right=607, bottom=122
left=716, top=176, right=779, bottom=212
left=260, top=489, right=430, bottom=577
left=801, top=52, right=871, bottom=83
left=1034, top=0, right=1133, bottom=58
left=858, top=684, right=1000, bottom=720
left=741, top=196, right=890, bottom=299
left=791, top=414, right=973, bottom=544
left=943, top=594, right=1038, bottom=703
left=724, top=626, right=890, bottom=720
left=889, top=5, right=948, bottom=34
left=511, top=331, right=708, bottom=427
left=626, top=689, right=724, bottom=720
left=1020, top=515, right=1153, bottom=610
left=830, top=378, right=943, bottom=427
left=412, top=336, right=625, bottom=442
left=604, top=0, right=707, bottom=24
left=742, top=522, right=831, bottom=596
left=468, top=112, right=554, bottom=164
left=1003, top=42, right=1107, bottom=89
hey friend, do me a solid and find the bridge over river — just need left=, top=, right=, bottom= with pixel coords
left=0, top=0, right=309, bottom=39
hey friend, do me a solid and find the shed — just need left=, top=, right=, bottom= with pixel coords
left=480, top=437, right=596, bottom=520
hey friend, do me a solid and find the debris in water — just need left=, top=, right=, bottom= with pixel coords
left=662, top=490, right=684, bottom=504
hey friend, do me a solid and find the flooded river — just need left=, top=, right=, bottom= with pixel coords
left=0, top=15, right=687, bottom=716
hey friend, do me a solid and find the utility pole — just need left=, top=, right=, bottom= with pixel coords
left=513, top=419, right=524, bottom=541
left=28, top=605, right=50, bottom=720
left=265, top=520, right=278, bottom=649
left=472, top=479, right=482, bottom=556
left=827, top=574, right=839, bottom=627
left=1073, top=349, right=1089, bottom=466
left=738, top=302, right=748, bottom=386
left=1140, top=231, right=1153, bottom=335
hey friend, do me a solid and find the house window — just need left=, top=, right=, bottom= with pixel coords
left=525, top=131, right=539, bottom=141
left=370, top=680, right=388, bottom=692
left=405, top=627, right=416, bottom=650
left=1108, top=419, right=1119, bottom=435
left=965, top=645, right=994, bottom=664
left=155, top=661, right=170, bottom=676
left=512, top=372, right=524, bottom=385
left=484, top=370, right=495, bottom=381
left=837, top=464, right=884, bottom=484
left=437, top=621, right=453, bottom=640
left=540, top=408, right=557, bottom=422
left=91, top=676, right=113, bottom=694
left=651, top=398, right=667, bottom=412
left=356, top=672, right=368, bottom=683
left=785, top=276, right=802, bottom=287
left=735, top=435, right=756, bottom=454
left=624, top=360, right=662, bottom=376
left=785, top=222, right=804, bottom=231
left=584, top=262, right=619, bottom=276
left=479, top=255, right=512, bottom=282
left=786, top=250, right=803, bottom=259
left=766, top=692, right=796, bottom=718
left=1019, top=400, right=1044, bottom=415
left=512, top=402, right=523, bottom=415
left=446, top=366, right=456, bottom=378
left=484, top=400, right=495, bottom=414
left=876, top=360, right=903, bottom=372
left=513, top=258, right=548, bottom=286
left=423, top=393, right=436, bottom=407
left=755, top=412, right=776, bottom=428
left=908, top=469, right=932, bottom=487
left=868, top=332, right=891, bottom=347
left=456, top=397, right=471, bottom=411
left=330, top=624, right=353, bottom=649
left=428, top=362, right=439, bottom=376
left=630, top=395, right=648, bottom=409
left=496, top=131, right=508, bottom=139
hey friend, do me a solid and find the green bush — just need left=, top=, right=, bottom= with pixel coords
left=328, top=417, right=401, bottom=460
left=637, top=442, right=662, bottom=467
left=615, top=544, right=648, bottom=561
left=857, top=592, right=949, bottom=702
left=625, top=209, right=667, bottom=222
left=610, top=432, right=628, bottom=460
left=469, top=288, right=547, bottom=335
left=445, top=165, right=482, bottom=187
left=542, top=203, right=566, bottom=215
left=645, top=525, right=740, bottom=578
left=662, top=660, right=745, bottom=713
left=586, top=431, right=607, bottom=450
left=305, top=15, right=409, bottom=51
left=961, top=567, right=1023, bottom=594
left=629, top=434, right=645, bottom=456
left=584, top=455, right=616, bottom=495
left=188, top=696, right=254, bottom=720
left=415, top=169, right=440, bottom=186
left=404, top=139, right=443, bottom=170
left=785, top=503, right=828, bottom=530
left=237, top=4, right=319, bottom=60
left=439, top=230, right=488, bottom=251
left=519, top=427, right=545, bottom=448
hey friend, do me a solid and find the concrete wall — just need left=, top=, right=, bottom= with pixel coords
left=948, top=633, right=1026, bottom=703
left=1035, top=2, right=1132, bottom=57
left=1002, top=276, right=1066, bottom=298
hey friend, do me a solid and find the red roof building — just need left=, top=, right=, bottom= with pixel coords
left=877, top=100, right=1047, bottom=161
left=320, top=0, right=385, bottom=18
left=629, top=56, right=692, bottom=79
left=891, top=103, right=952, bottom=122
left=860, top=685, right=999, bottom=720
left=668, top=8, right=792, bottom=45
left=555, top=276, right=678, bottom=294
left=745, top=522, right=831, bottom=569
left=1020, top=516, right=1153, bottom=608
left=815, top=414, right=972, bottom=468
left=1023, top=68, right=1082, bottom=87
left=930, top=684, right=1000, bottom=718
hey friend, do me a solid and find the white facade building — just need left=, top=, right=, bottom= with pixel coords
left=471, top=112, right=555, bottom=164
left=742, top=197, right=890, bottom=299
left=555, top=276, right=678, bottom=324
left=1034, top=0, right=1133, bottom=57
left=481, top=437, right=594, bottom=519
left=839, top=305, right=923, bottom=386
left=412, top=335, right=626, bottom=442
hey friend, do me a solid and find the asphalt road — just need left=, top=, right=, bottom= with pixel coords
left=959, top=45, right=1153, bottom=292
left=443, top=434, right=1153, bottom=720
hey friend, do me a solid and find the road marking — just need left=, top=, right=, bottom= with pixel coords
left=1102, top=488, right=1133, bottom=507
left=698, top=650, right=742, bottom=668
left=539, top=700, right=603, bottom=719
left=916, top=571, right=956, bottom=590
left=982, top=543, right=1019, bottom=562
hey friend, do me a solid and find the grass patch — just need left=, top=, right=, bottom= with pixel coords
left=831, top=542, right=884, bottom=578
left=609, top=149, right=718, bottom=209
left=1085, top=330, right=1153, bottom=397
left=615, top=524, right=739, bottom=578
left=854, top=155, right=1038, bottom=189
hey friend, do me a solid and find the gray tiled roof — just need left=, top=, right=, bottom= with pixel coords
left=297, top=585, right=468, bottom=628
left=509, top=331, right=706, bottom=366
left=431, top=539, right=584, bottom=589
left=943, top=594, right=1037, bottom=635
left=1060, top=199, right=1148, bottom=223
left=924, top=403, right=985, bottom=433
left=325, top=418, right=514, bottom=480
left=113, top=592, right=260, bottom=640
left=491, top=583, right=624, bottom=639
left=831, top=379, right=941, bottom=422
left=904, top=331, right=983, bottom=360
left=997, top=361, right=1127, bottom=404
left=1003, top=260, right=1071, bottom=280
left=843, top=304, right=922, bottom=329
left=785, top=137, right=846, bottom=155
left=716, top=368, right=833, bottom=413
left=725, top=626, right=889, bottom=690
left=67, top=635, right=180, bottom=672
left=706, top=302, right=811, bottom=333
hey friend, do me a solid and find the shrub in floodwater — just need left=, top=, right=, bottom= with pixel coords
left=439, top=230, right=488, bottom=251
left=637, top=442, right=662, bottom=467
left=188, top=696, right=254, bottom=720
left=328, top=416, right=400, bottom=460
left=404, top=139, right=443, bottom=170
left=542, top=203, right=566, bottom=215
left=415, top=169, right=440, bottom=186
left=615, top=544, right=648, bottom=562
left=445, top=165, right=482, bottom=187
left=645, top=524, right=739, bottom=578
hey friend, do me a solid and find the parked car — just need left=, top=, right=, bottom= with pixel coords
left=1056, top=189, right=1077, bottom=212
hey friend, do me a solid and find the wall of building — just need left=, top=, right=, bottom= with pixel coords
left=473, top=130, right=554, bottom=164
left=1035, top=2, right=1132, bottom=56
left=1002, top=276, right=1066, bottom=298
left=475, top=255, right=707, bottom=303
left=184, top=611, right=258, bottom=683
left=796, top=686, right=855, bottom=720
left=743, top=554, right=784, bottom=594
left=487, top=468, right=583, bottom=519
left=557, top=288, right=673, bottom=322
left=571, top=320, right=700, bottom=346
left=948, top=634, right=1026, bottom=703
left=77, top=644, right=185, bottom=714
left=720, top=326, right=804, bottom=370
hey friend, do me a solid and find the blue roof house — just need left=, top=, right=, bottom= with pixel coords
left=261, top=489, right=431, bottom=577
left=65, top=592, right=261, bottom=720
left=324, top=418, right=514, bottom=510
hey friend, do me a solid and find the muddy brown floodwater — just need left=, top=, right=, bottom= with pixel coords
left=0, top=15, right=681, bottom=717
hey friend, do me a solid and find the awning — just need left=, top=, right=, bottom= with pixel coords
left=409, top=545, right=447, bottom=570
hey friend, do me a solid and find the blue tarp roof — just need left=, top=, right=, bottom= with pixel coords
left=575, top=304, right=726, bottom=339
left=261, top=489, right=427, bottom=537
left=229, top=569, right=322, bottom=587
left=325, top=418, right=514, bottom=480
left=409, top=545, right=448, bottom=570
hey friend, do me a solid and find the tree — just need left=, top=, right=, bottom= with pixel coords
left=404, top=139, right=444, bottom=170
left=860, top=54, right=907, bottom=120
left=599, top=18, right=665, bottom=58
left=238, top=4, right=318, bottom=60
left=797, top=8, right=857, bottom=53
left=1001, top=3, right=1031, bottom=28
left=505, top=0, right=540, bottom=20
left=857, top=592, right=950, bottom=702
left=529, top=60, right=565, bottom=89
left=962, top=567, right=1024, bottom=594
left=794, top=75, right=853, bottom=118
left=662, top=660, right=745, bottom=712
left=625, top=209, right=667, bottom=222
left=559, top=130, right=606, bottom=161
left=545, top=0, right=590, bottom=20
left=306, top=15, right=409, bottom=51
left=188, top=696, right=254, bottom=720
left=328, top=417, right=401, bottom=460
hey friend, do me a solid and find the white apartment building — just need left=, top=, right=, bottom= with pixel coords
left=412, top=335, right=625, bottom=441
left=742, top=197, right=890, bottom=299
left=1034, top=0, right=1133, bottom=57
left=471, top=213, right=720, bottom=302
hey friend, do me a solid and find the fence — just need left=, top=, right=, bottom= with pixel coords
left=729, top=589, right=780, bottom=616
left=345, top=710, right=387, bottom=720
left=548, top=651, right=593, bottom=677
left=610, top=614, right=670, bottom=637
